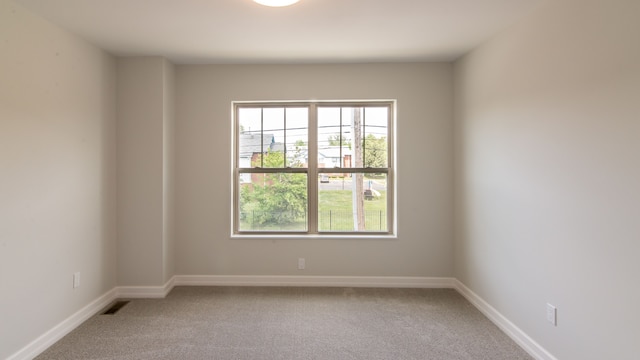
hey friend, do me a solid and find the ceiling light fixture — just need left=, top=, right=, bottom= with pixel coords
left=253, top=0, right=300, bottom=7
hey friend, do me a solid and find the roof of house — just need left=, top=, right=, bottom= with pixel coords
left=239, top=133, right=275, bottom=157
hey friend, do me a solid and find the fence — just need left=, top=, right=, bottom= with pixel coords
left=318, top=209, right=387, bottom=231
left=240, top=209, right=387, bottom=232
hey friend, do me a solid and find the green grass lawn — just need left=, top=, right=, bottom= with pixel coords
left=240, top=190, right=387, bottom=232
left=318, top=190, right=387, bottom=231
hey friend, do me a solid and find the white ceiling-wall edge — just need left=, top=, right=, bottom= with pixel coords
left=106, top=43, right=465, bottom=64
left=112, top=52, right=459, bottom=65
left=146, top=55, right=460, bottom=66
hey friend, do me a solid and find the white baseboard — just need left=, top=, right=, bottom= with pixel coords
left=7, top=277, right=176, bottom=360
left=174, top=275, right=456, bottom=288
left=7, top=288, right=118, bottom=360
left=453, top=280, right=558, bottom=360
left=116, top=276, right=176, bottom=298
left=9, top=276, right=556, bottom=360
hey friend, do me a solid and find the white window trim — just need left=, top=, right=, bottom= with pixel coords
left=231, top=100, right=397, bottom=238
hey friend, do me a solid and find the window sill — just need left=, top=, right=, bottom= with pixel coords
left=231, top=233, right=397, bottom=240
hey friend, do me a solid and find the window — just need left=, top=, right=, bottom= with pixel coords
left=233, top=101, right=394, bottom=235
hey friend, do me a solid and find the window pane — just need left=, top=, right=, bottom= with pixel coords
left=318, top=173, right=387, bottom=232
left=238, top=108, right=268, bottom=168
left=284, top=107, right=309, bottom=168
left=317, top=106, right=388, bottom=169
left=238, top=107, right=308, bottom=169
left=363, top=107, right=388, bottom=168
left=262, top=108, right=285, bottom=167
left=318, top=107, right=343, bottom=168
left=238, top=173, right=308, bottom=232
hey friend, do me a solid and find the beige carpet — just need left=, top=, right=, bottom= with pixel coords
left=36, top=287, right=533, bottom=360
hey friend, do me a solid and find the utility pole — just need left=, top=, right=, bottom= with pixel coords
left=351, top=107, right=365, bottom=230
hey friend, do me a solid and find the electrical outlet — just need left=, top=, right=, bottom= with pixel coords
left=546, top=303, right=557, bottom=326
left=298, top=258, right=305, bottom=270
left=73, top=272, right=81, bottom=289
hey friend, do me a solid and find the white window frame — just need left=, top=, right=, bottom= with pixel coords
left=231, top=100, right=396, bottom=237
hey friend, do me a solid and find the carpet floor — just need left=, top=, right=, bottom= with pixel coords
left=36, top=286, right=533, bottom=360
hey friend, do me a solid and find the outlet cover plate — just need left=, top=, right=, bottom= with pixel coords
left=73, top=272, right=81, bottom=288
left=546, top=303, right=557, bottom=326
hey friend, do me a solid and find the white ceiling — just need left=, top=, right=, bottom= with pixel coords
left=16, top=0, right=543, bottom=64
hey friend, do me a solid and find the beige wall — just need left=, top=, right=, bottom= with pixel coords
left=12, top=0, right=640, bottom=357
left=116, top=57, right=165, bottom=286
left=0, top=0, right=117, bottom=358
left=116, top=57, right=176, bottom=286
left=453, top=0, right=640, bottom=358
left=175, top=63, right=454, bottom=277
left=163, top=60, right=176, bottom=284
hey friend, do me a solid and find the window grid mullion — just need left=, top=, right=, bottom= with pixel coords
left=283, top=108, right=287, bottom=168
left=339, top=108, right=343, bottom=167
left=260, top=108, right=264, bottom=168
left=362, top=107, right=366, bottom=167
left=308, top=103, right=318, bottom=234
